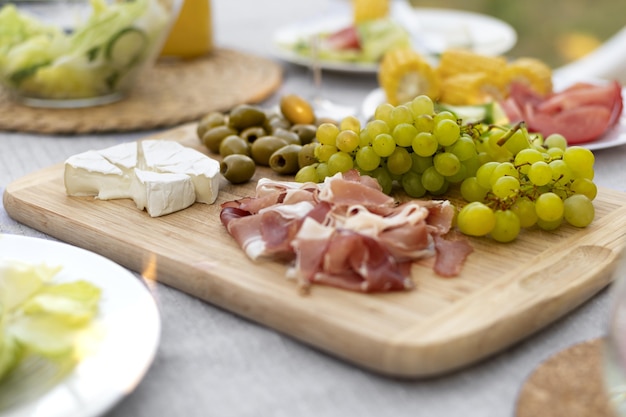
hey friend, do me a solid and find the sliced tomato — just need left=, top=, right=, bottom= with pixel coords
left=537, top=81, right=621, bottom=114
left=526, top=105, right=612, bottom=144
left=327, top=25, right=361, bottom=50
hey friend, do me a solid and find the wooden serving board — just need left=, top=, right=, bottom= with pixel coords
left=5, top=123, right=626, bottom=378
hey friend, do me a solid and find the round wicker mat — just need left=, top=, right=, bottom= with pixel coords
left=516, top=338, right=615, bottom=417
left=0, top=48, right=283, bottom=134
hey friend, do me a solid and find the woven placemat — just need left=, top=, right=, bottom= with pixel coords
left=0, top=48, right=283, bottom=134
left=516, top=338, right=615, bottom=417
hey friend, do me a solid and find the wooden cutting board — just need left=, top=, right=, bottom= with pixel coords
left=5, top=123, right=626, bottom=378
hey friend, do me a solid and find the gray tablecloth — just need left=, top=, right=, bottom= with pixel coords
left=1, top=1, right=624, bottom=416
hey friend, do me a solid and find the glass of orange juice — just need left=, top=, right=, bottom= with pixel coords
left=160, top=0, right=213, bottom=59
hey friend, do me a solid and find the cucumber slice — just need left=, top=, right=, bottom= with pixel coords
left=105, top=27, right=147, bottom=69
left=437, top=102, right=510, bottom=125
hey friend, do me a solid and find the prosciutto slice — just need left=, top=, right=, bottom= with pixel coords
left=220, top=171, right=473, bottom=293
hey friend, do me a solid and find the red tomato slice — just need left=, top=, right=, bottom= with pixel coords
left=537, top=81, right=621, bottom=114
left=327, top=25, right=361, bottom=50
left=526, top=105, right=612, bottom=144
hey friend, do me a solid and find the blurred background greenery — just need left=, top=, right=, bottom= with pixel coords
left=409, top=0, right=624, bottom=69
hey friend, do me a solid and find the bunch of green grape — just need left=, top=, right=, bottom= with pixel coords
left=293, top=94, right=597, bottom=242
left=295, top=95, right=476, bottom=197
left=458, top=126, right=596, bottom=242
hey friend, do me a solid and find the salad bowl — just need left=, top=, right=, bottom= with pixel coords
left=0, top=0, right=182, bottom=108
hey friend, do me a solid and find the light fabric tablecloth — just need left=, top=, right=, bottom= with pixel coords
left=1, top=1, right=625, bottom=416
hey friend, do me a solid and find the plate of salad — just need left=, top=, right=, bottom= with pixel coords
left=272, top=3, right=517, bottom=74
left=0, top=234, right=160, bottom=417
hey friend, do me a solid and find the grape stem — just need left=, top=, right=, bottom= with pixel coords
left=495, top=121, right=527, bottom=147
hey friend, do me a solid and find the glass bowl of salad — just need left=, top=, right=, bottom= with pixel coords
left=0, top=0, right=181, bottom=108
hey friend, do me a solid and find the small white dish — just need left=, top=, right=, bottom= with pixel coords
left=0, top=234, right=161, bottom=417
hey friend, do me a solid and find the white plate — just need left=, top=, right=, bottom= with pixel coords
left=0, top=234, right=161, bottom=417
left=360, top=86, right=626, bottom=152
left=271, top=4, right=517, bottom=74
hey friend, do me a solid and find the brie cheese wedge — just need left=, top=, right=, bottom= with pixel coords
left=64, top=140, right=220, bottom=217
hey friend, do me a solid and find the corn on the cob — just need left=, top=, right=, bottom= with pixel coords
left=503, top=57, right=553, bottom=96
left=378, top=47, right=440, bottom=106
left=436, top=48, right=507, bottom=81
left=439, top=72, right=505, bottom=106
left=353, top=0, right=389, bottom=23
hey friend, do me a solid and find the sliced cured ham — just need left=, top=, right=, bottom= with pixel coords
left=220, top=171, right=473, bottom=293
left=501, top=80, right=624, bottom=144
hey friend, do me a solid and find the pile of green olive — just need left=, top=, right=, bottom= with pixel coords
left=196, top=94, right=322, bottom=184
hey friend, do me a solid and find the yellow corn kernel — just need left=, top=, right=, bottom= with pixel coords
left=439, top=72, right=505, bottom=106
left=436, top=48, right=507, bottom=81
left=503, top=57, right=553, bottom=96
left=353, top=0, right=389, bottom=23
left=378, top=47, right=440, bottom=106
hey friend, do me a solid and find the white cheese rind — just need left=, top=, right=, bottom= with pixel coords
left=140, top=140, right=220, bottom=204
left=64, top=140, right=221, bottom=217
left=131, top=169, right=196, bottom=217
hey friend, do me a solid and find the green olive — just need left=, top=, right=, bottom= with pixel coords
left=272, top=127, right=301, bottom=145
left=201, top=125, right=238, bottom=154
left=263, top=114, right=292, bottom=134
left=240, top=126, right=267, bottom=143
left=220, top=154, right=256, bottom=184
left=269, top=144, right=303, bottom=175
left=228, top=104, right=267, bottom=131
left=219, top=135, right=250, bottom=157
left=298, top=142, right=318, bottom=168
left=196, top=112, right=227, bottom=139
left=250, top=136, right=289, bottom=166
left=280, top=94, right=315, bottom=125
left=290, top=124, right=318, bottom=145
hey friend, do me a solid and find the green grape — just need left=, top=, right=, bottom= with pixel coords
left=460, top=176, right=489, bottom=202
left=355, top=146, right=381, bottom=172
left=327, top=151, right=354, bottom=175
left=433, top=118, right=460, bottom=147
left=370, top=167, right=393, bottom=194
left=421, top=166, right=445, bottom=192
left=463, top=155, right=481, bottom=177
left=410, top=153, right=433, bottom=174
left=414, top=114, right=435, bottom=133
left=389, top=104, right=413, bottom=128
left=387, top=147, right=413, bottom=176
left=445, top=164, right=468, bottom=184
left=412, top=132, right=439, bottom=157
left=513, top=148, right=544, bottom=174
left=314, top=143, right=338, bottom=162
left=549, top=159, right=573, bottom=185
left=372, top=133, right=396, bottom=157
left=546, top=147, right=564, bottom=159
left=570, top=178, right=598, bottom=200
left=477, top=151, right=492, bottom=166
left=316, top=162, right=331, bottom=181
left=476, top=161, right=499, bottom=189
left=393, top=123, right=418, bottom=147
left=484, top=130, right=513, bottom=162
left=535, top=192, right=564, bottom=222
left=316, top=122, right=340, bottom=146
left=409, top=94, right=435, bottom=118
left=491, top=210, right=521, bottom=242
left=511, top=196, right=538, bottom=228
left=447, top=135, right=477, bottom=161
left=359, top=129, right=371, bottom=147
left=501, top=127, right=531, bottom=155
left=492, top=175, right=520, bottom=199
left=527, top=161, right=552, bottom=186
left=430, top=180, right=450, bottom=196
left=295, top=164, right=319, bottom=183
left=340, top=115, right=361, bottom=133
left=374, top=102, right=394, bottom=122
left=544, top=133, right=568, bottom=150
left=563, top=146, right=595, bottom=178
left=563, top=194, right=595, bottom=227
left=489, top=162, right=518, bottom=187
left=335, top=130, right=360, bottom=153
left=433, top=152, right=461, bottom=177
left=457, top=202, right=496, bottom=237
left=401, top=171, right=427, bottom=198
left=366, top=119, right=390, bottom=138
left=433, top=110, right=456, bottom=124
left=536, top=217, right=563, bottom=231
